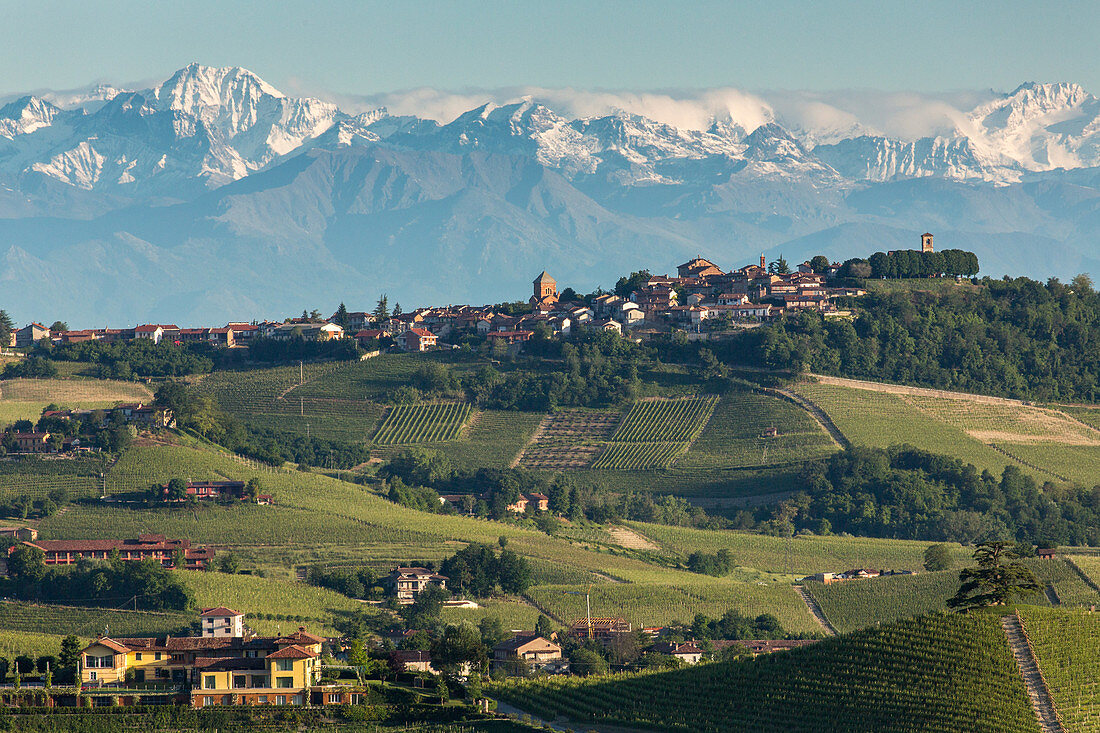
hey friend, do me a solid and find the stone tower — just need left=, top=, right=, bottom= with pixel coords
left=533, top=271, right=557, bottom=300
left=921, top=232, right=934, bottom=253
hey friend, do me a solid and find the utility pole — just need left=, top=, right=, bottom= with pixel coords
left=300, top=397, right=304, bottom=416
left=299, top=361, right=303, bottom=386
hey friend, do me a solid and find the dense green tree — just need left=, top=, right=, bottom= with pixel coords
left=768, top=256, right=790, bottom=274
left=924, top=544, right=953, bottom=572
left=948, top=541, right=1042, bottom=611
left=809, top=255, right=831, bottom=273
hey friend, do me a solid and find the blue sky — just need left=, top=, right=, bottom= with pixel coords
left=2, top=0, right=1099, bottom=97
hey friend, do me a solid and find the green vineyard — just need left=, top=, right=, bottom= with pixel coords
left=1019, top=607, right=1100, bottom=732
left=0, top=602, right=194, bottom=638
left=490, top=613, right=1039, bottom=732
left=371, top=402, right=473, bottom=444
left=612, top=396, right=719, bottom=443
left=591, top=442, right=688, bottom=469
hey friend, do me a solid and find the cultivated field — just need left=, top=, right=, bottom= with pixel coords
left=590, top=442, right=688, bottom=469
left=516, top=409, right=621, bottom=470
left=0, top=602, right=193, bottom=638
left=791, top=381, right=1100, bottom=483
left=0, top=455, right=108, bottom=501
left=525, top=580, right=820, bottom=634
left=1019, top=607, right=1100, bottom=733
left=491, top=613, right=1038, bottom=732
left=675, top=392, right=837, bottom=471
left=0, top=377, right=154, bottom=426
left=371, top=402, right=472, bottom=445
left=611, top=396, right=718, bottom=443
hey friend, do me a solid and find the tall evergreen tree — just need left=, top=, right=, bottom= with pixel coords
left=373, top=294, right=390, bottom=321
left=947, top=541, right=1041, bottom=611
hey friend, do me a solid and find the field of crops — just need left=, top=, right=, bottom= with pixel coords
left=0, top=630, right=77, bottom=660
left=795, top=381, right=1100, bottom=486
left=591, top=442, right=687, bottom=469
left=0, top=455, right=108, bottom=501
left=803, top=571, right=960, bottom=634
left=1061, top=406, right=1100, bottom=432
left=372, top=403, right=472, bottom=445
left=0, top=377, right=154, bottom=427
left=178, top=570, right=365, bottom=633
left=491, top=613, right=1038, bottom=732
left=433, top=410, right=544, bottom=470
left=0, top=602, right=193, bottom=638
left=612, top=397, right=718, bottom=443
left=629, top=521, right=972, bottom=575
left=0, top=377, right=152, bottom=404
left=794, top=383, right=1025, bottom=476
left=1019, top=607, right=1100, bottom=732
left=517, top=410, right=622, bottom=470
left=525, top=580, right=819, bottom=634
left=440, top=599, right=543, bottom=631
left=676, top=392, right=837, bottom=470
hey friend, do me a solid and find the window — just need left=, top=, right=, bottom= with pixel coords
left=233, top=676, right=247, bottom=689
left=275, top=695, right=286, bottom=706
left=292, top=694, right=303, bottom=705
left=204, top=696, right=214, bottom=707
left=155, top=652, right=162, bottom=661
left=276, top=659, right=293, bottom=672
left=327, top=693, right=340, bottom=704
left=276, top=677, right=293, bottom=689
left=204, top=675, right=217, bottom=690
left=257, top=694, right=268, bottom=703
left=135, top=653, right=142, bottom=661
left=350, top=693, right=363, bottom=704
left=251, top=675, right=268, bottom=688
left=84, top=656, right=96, bottom=669
left=134, top=670, right=145, bottom=683
left=89, top=671, right=97, bottom=681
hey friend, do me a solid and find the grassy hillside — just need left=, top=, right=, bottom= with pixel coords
left=0, top=602, right=193, bottom=638
left=490, top=613, right=1039, bottom=732
left=628, top=521, right=972, bottom=575
left=0, top=377, right=153, bottom=425
left=28, top=439, right=982, bottom=639
left=793, top=381, right=1100, bottom=485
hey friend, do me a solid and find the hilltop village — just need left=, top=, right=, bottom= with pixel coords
left=5, top=250, right=879, bottom=354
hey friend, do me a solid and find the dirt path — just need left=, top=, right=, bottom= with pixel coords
left=807, top=373, right=1029, bottom=405
left=1002, top=614, right=1064, bottom=733
left=794, top=585, right=836, bottom=636
left=493, top=699, right=651, bottom=733
left=606, top=526, right=659, bottom=551
left=769, top=387, right=849, bottom=449
left=590, top=571, right=623, bottom=584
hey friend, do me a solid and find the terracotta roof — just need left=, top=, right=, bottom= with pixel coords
left=87, top=637, right=130, bottom=653
left=493, top=635, right=559, bottom=653
left=200, top=607, right=242, bottom=617
left=278, top=628, right=325, bottom=645
left=406, top=328, right=435, bottom=338
left=266, top=644, right=315, bottom=660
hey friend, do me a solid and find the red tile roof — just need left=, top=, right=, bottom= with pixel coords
left=266, top=644, right=315, bottom=660
left=200, top=607, right=242, bottom=617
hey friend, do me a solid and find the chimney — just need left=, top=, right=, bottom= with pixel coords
left=760, top=254, right=765, bottom=268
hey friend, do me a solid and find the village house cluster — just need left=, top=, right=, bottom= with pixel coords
left=2, top=402, right=173, bottom=456
left=5, top=250, right=872, bottom=355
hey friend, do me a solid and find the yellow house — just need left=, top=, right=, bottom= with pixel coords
left=80, top=619, right=327, bottom=708
left=192, top=645, right=320, bottom=708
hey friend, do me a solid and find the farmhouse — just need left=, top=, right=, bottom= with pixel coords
left=77, top=611, right=349, bottom=708
left=200, top=607, right=246, bottom=638
left=650, top=641, right=704, bottom=664
left=14, top=323, right=50, bottom=347
left=0, top=526, right=37, bottom=541
left=492, top=634, right=563, bottom=671
left=9, top=431, right=52, bottom=453
left=386, top=566, right=448, bottom=603
left=401, top=328, right=438, bottom=352
left=11, top=534, right=215, bottom=571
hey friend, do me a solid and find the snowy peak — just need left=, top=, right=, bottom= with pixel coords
left=153, top=63, right=285, bottom=115
left=0, top=96, right=61, bottom=137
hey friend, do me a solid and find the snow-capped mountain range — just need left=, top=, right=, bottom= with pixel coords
left=2, top=64, right=1100, bottom=325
